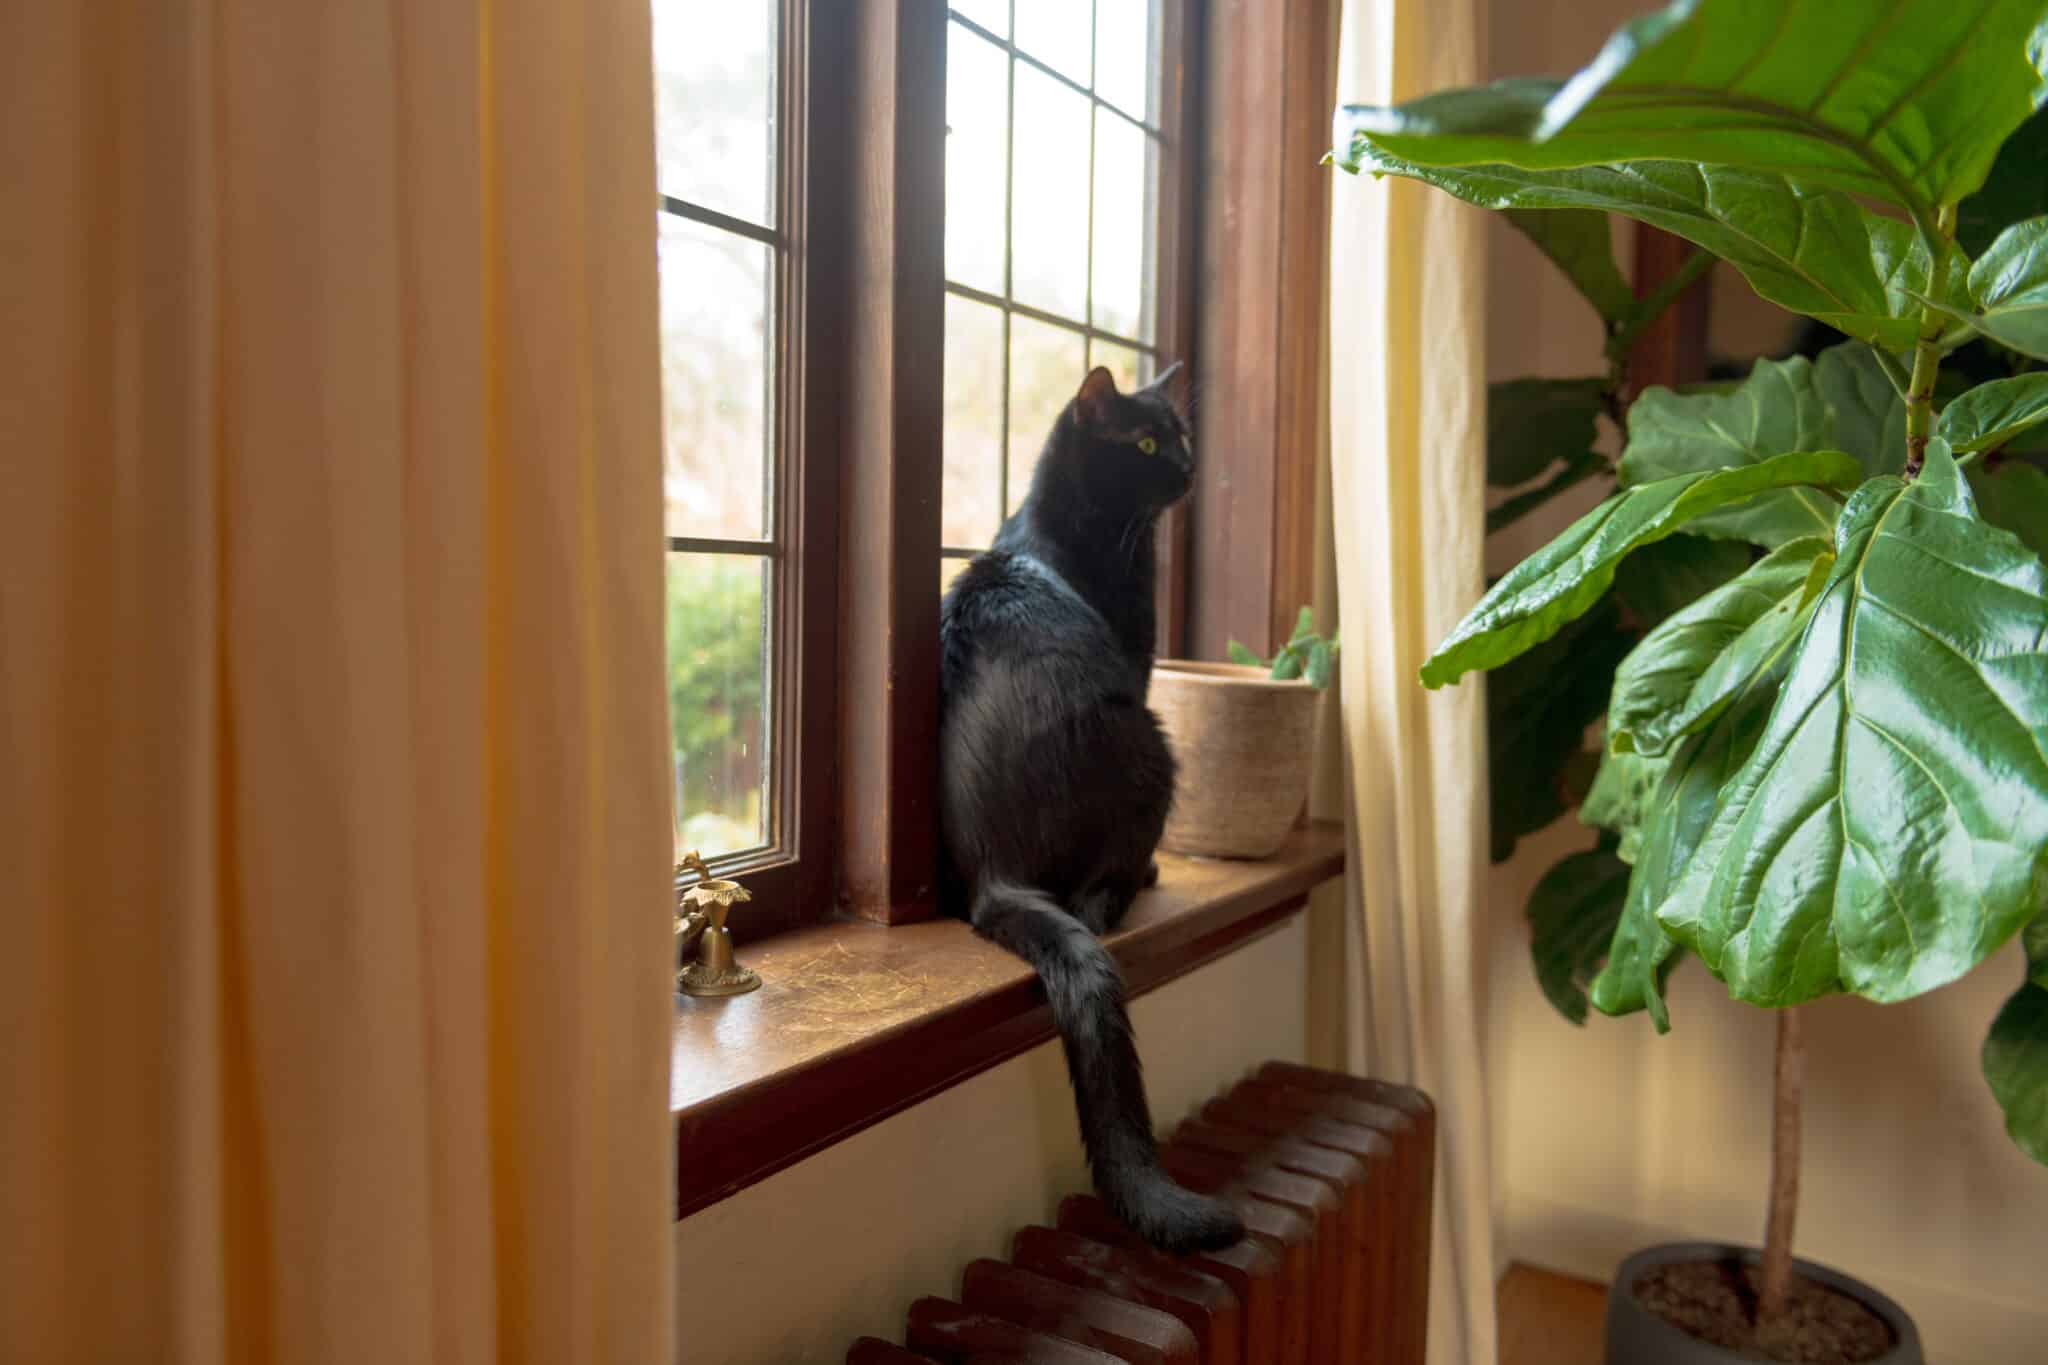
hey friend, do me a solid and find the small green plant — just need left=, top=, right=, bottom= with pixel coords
left=1336, top=0, right=2048, bottom=1344
left=1228, top=607, right=1340, bottom=688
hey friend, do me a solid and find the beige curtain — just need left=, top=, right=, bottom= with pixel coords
left=1325, top=0, right=1500, bottom=1360
left=1, top=2, right=675, bottom=1362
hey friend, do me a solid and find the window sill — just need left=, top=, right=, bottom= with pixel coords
left=672, top=822, right=1346, bottom=1220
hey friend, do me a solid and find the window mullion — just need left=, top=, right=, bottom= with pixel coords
left=819, top=0, right=946, bottom=925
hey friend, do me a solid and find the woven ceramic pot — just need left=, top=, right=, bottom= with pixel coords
left=1606, top=1243, right=1924, bottom=1365
left=1149, top=661, right=1320, bottom=859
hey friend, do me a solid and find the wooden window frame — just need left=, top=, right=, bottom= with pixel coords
left=708, top=0, right=1212, bottom=934
left=1185, top=0, right=1335, bottom=662
left=690, top=0, right=1334, bottom=936
left=669, top=0, right=838, bottom=940
left=1626, top=224, right=1714, bottom=396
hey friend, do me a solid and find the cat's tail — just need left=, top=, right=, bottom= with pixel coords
left=970, top=880, right=1244, bottom=1255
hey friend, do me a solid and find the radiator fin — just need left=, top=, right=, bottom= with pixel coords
left=844, top=1063, right=1434, bottom=1365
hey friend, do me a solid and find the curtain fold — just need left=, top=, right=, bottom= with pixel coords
left=1326, top=0, right=1500, bottom=1360
left=1, top=1, right=675, bottom=1361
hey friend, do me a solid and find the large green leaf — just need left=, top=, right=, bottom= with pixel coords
left=1974, top=218, right=2048, bottom=351
left=1922, top=218, right=2048, bottom=361
left=1581, top=745, right=1666, bottom=865
left=1612, top=534, right=1752, bottom=629
left=1968, top=218, right=2048, bottom=359
left=1959, top=107, right=2048, bottom=258
left=1527, top=844, right=1634, bottom=1024
left=1657, top=442, right=2048, bottom=1007
left=1590, top=877, right=1685, bottom=1032
left=1814, top=342, right=1908, bottom=476
left=1969, top=460, right=2048, bottom=560
left=1336, top=152, right=1942, bottom=351
left=1424, top=449, right=1864, bottom=687
left=1505, top=208, right=1635, bottom=322
left=1939, top=374, right=2048, bottom=454
left=1591, top=681, right=1778, bottom=1031
left=1986, top=978, right=2048, bottom=1166
left=1333, top=0, right=2048, bottom=223
left=1620, top=358, right=1846, bottom=547
left=1608, top=538, right=1832, bottom=757
left=1487, top=598, right=1635, bottom=862
left=1983, top=918, right=2048, bottom=1166
left=1867, top=221, right=1978, bottom=355
left=1489, top=378, right=1607, bottom=486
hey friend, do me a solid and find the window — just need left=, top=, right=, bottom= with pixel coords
left=654, top=0, right=1203, bottom=933
left=655, top=0, right=825, bottom=925
left=940, top=1, right=1168, bottom=593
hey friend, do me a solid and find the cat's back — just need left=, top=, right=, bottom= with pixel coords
left=940, top=549, right=1125, bottom=702
left=937, top=547, right=1172, bottom=908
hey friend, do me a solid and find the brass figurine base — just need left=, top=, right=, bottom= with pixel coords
left=677, top=924, right=761, bottom=998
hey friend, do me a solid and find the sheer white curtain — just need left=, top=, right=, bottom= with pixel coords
left=1326, top=0, right=1501, bottom=1359
left=1, top=2, right=676, bottom=1360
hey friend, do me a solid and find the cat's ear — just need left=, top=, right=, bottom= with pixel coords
left=1143, top=360, right=1188, bottom=421
left=1075, top=366, right=1119, bottom=426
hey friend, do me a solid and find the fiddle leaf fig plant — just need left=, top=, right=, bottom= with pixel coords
left=1336, top=0, right=2048, bottom=1335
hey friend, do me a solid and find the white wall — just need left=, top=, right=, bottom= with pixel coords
left=672, top=913, right=1331, bottom=1364
left=1482, top=5, right=2048, bottom=1361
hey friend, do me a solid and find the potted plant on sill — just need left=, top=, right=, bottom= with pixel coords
left=1152, top=609, right=1338, bottom=859
left=1334, top=2, right=2048, bottom=1362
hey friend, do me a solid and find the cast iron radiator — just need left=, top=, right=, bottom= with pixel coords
left=844, top=1062, right=1435, bottom=1364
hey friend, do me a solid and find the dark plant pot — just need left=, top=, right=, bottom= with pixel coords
left=1605, top=1243, right=1924, bottom=1365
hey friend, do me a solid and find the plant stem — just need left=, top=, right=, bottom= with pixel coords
left=1758, top=1007, right=1805, bottom=1325
left=1903, top=205, right=1959, bottom=478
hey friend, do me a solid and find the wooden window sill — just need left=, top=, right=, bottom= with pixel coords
left=672, top=822, right=1346, bottom=1219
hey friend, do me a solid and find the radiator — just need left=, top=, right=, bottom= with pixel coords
left=845, top=1062, right=1435, bottom=1365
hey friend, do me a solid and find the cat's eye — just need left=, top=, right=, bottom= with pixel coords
left=1137, top=436, right=1158, bottom=454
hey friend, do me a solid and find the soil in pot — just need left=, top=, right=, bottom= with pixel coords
left=1632, top=1259, right=1895, bottom=1364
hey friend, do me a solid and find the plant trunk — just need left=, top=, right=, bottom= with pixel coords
left=1902, top=204, right=1958, bottom=479
left=1758, top=1007, right=1805, bottom=1326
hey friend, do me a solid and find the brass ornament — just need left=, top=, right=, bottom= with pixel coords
left=675, top=850, right=761, bottom=998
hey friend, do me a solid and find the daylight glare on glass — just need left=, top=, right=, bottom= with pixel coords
left=942, top=1, right=1163, bottom=572
left=654, top=0, right=777, bottom=862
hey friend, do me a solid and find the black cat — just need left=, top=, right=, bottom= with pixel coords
left=937, top=363, right=1244, bottom=1254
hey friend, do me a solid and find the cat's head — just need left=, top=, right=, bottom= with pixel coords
left=1046, top=362, right=1195, bottom=512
